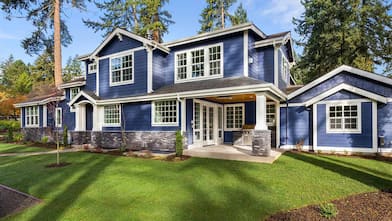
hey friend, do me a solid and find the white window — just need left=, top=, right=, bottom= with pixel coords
left=55, top=107, right=62, bottom=128
left=281, top=58, right=289, bottom=83
left=224, top=104, right=244, bottom=130
left=110, top=52, right=134, bottom=86
left=174, top=43, right=223, bottom=83
left=70, top=87, right=80, bottom=100
left=266, top=103, right=276, bottom=126
left=25, top=106, right=39, bottom=127
left=104, top=105, right=121, bottom=126
left=326, top=103, right=361, bottom=133
left=88, top=62, right=97, bottom=73
left=152, top=100, right=178, bottom=126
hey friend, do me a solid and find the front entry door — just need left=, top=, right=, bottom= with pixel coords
left=193, top=100, right=223, bottom=146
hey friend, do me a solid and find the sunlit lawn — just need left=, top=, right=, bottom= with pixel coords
left=0, top=143, right=50, bottom=154
left=0, top=143, right=391, bottom=221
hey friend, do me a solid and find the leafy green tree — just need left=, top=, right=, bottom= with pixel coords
left=293, top=0, right=392, bottom=83
left=84, top=0, right=173, bottom=42
left=0, top=56, right=31, bottom=93
left=199, top=0, right=237, bottom=33
left=230, top=3, right=249, bottom=25
left=13, top=72, right=33, bottom=94
left=63, top=55, right=83, bottom=82
left=30, top=51, right=54, bottom=83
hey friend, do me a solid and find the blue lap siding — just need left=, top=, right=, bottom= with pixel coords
left=98, top=36, right=143, bottom=57
left=280, top=106, right=312, bottom=146
left=249, top=46, right=274, bottom=83
left=378, top=102, right=392, bottom=148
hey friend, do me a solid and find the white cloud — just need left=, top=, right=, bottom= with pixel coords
left=260, top=0, right=304, bottom=28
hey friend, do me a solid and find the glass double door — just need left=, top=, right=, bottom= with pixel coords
left=194, top=101, right=223, bottom=146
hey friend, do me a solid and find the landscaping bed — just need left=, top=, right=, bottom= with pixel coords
left=266, top=191, right=392, bottom=221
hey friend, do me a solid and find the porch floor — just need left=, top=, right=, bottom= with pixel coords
left=184, top=145, right=284, bottom=164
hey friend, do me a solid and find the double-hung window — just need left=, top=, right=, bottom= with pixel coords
left=25, top=106, right=39, bottom=127
left=152, top=100, right=178, bottom=126
left=266, top=103, right=276, bottom=126
left=327, top=103, right=361, bottom=133
left=110, top=52, right=133, bottom=86
left=104, top=105, right=121, bottom=126
left=88, top=62, right=97, bottom=73
left=55, top=107, right=62, bottom=128
left=70, top=87, right=80, bottom=100
left=224, top=104, right=244, bottom=131
left=175, top=43, right=223, bottom=82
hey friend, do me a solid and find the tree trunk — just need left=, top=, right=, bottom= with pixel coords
left=221, top=2, right=225, bottom=28
left=153, top=13, right=160, bottom=42
left=54, top=0, right=63, bottom=88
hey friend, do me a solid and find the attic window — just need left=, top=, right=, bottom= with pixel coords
left=88, top=62, right=97, bottom=73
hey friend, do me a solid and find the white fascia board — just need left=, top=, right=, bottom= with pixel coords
left=163, top=23, right=266, bottom=48
left=14, top=96, right=65, bottom=108
left=89, top=28, right=169, bottom=59
left=304, top=83, right=388, bottom=107
left=289, top=65, right=392, bottom=99
left=96, top=83, right=287, bottom=105
left=59, top=81, right=86, bottom=89
left=68, top=91, right=97, bottom=106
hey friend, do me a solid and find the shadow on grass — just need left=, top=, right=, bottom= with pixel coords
left=286, top=152, right=392, bottom=190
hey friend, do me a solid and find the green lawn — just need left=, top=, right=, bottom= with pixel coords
left=0, top=143, right=50, bottom=154
left=0, top=148, right=391, bottom=221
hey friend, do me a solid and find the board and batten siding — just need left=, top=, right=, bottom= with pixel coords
left=378, top=102, right=392, bottom=148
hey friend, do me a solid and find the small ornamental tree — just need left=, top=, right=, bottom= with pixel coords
left=175, top=130, right=183, bottom=157
left=47, top=96, right=61, bottom=165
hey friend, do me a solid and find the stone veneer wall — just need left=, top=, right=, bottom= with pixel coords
left=252, top=130, right=271, bottom=156
left=22, top=128, right=63, bottom=143
left=71, top=131, right=180, bottom=151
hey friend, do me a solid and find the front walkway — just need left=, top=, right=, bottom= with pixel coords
left=0, top=148, right=84, bottom=157
left=184, top=145, right=284, bottom=164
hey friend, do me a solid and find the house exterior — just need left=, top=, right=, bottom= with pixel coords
left=15, top=23, right=392, bottom=154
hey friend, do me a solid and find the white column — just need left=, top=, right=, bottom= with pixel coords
left=92, top=105, right=99, bottom=131
left=43, top=105, right=47, bottom=127
left=255, top=93, right=268, bottom=130
left=275, top=101, right=280, bottom=148
left=75, top=104, right=80, bottom=131
left=181, top=99, right=186, bottom=133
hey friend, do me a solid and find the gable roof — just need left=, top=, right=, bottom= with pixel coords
left=14, top=91, right=65, bottom=108
left=82, top=28, right=170, bottom=60
left=254, top=31, right=295, bottom=62
left=163, top=23, right=267, bottom=48
left=59, top=77, right=86, bottom=89
left=68, top=90, right=101, bottom=106
left=288, top=65, right=392, bottom=100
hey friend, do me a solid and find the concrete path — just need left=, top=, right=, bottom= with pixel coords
left=184, top=145, right=285, bottom=164
left=0, top=148, right=84, bottom=157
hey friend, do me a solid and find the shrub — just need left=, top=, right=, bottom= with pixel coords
left=6, top=128, right=14, bottom=142
left=319, top=203, right=338, bottom=219
left=0, top=120, right=20, bottom=143
left=41, top=136, right=49, bottom=144
left=13, top=132, right=23, bottom=142
left=63, top=126, right=68, bottom=147
left=175, top=130, right=183, bottom=157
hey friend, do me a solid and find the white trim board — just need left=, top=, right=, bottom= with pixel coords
left=243, top=30, right=249, bottom=77
left=289, top=65, right=392, bottom=99
left=68, top=91, right=97, bottom=106
left=59, top=80, right=86, bottom=89
left=304, top=83, right=388, bottom=106
left=15, top=96, right=65, bottom=108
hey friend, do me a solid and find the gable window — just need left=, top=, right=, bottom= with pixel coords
left=70, top=87, right=80, bottom=100
left=25, top=106, right=39, bottom=127
left=175, top=43, right=223, bottom=82
left=110, top=53, right=134, bottom=86
left=55, top=107, right=62, bottom=127
left=327, top=103, right=361, bottom=133
left=152, top=100, right=178, bottom=126
left=224, top=104, right=244, bottom=131
left=266, top=103, right=276, bottom=126
left=104, top=105, right=121, bottom=126
left=88, top=62, right=97, bottom=73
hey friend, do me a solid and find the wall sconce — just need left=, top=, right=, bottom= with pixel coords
left=249, top=57, right=254, bottom=64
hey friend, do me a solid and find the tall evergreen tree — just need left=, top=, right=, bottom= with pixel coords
left=63, top=55, right=83, bottom=82
left=230, top=3, right=249, bottom=25
left=199, top=0, right=237, bottom=33
left=293, top=0, right=392, bottom=83
left=84, top=0, right=173, bottom=42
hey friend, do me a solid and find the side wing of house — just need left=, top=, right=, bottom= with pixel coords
left=281, top=65, right=392, bottom=153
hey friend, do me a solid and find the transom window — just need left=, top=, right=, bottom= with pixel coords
left=110, top=53, right=133, bottom=86
left=175, top=43, right=223, bottom=82
left=70, top=87, right=80, bottom=100
left=327, top=103, right=361, bottom=133
left=224, top=104, right=244, bottom=130
left=55, top=107, right=62, bottom=127
left=25, top=106, right=39, bottom=127
left=152, top=100, right=178, bottom=126
left=104, top=105, right=121, bottom=126
left=88, top=62, right=97, bottom=73
left=266, top=103, right=276, bottom=126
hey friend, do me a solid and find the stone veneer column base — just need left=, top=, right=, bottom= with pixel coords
left=252, top=130, right=271, bottom=156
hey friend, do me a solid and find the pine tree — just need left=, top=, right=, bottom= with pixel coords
left=230, top=3, right=249, bottom=25
left=293, top=0, right=392, bottom=83
left=199, top=0, right=237, bottom=33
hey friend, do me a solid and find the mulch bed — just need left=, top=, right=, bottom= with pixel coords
left=45, top=162, right=72, bottom=168
left=266, top=191, right=392, bottom=221
left=0, top=184, right=41, bottom=218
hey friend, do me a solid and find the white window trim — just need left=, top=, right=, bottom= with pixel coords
left=174, top=43, right=224, bottom=83
left=88, top=62, right=97, bottom=73
left=266, top=101, right=276, bottom=126
left=326, top=101, right=362, bottom=134
left=25, top=106, right=40, bottom=128
left=224, top=103, right=245, bottom=131
left=55, top=107, right=62, bottom=128
left=70, top=87, right=80, bottom=101
left=280, top=51, right=289, bottom=84
left=109, top=51, right=134, bottom=87
left=103, top=104, right=121, bottom=127
left=151, top=100, right=179, bottom=127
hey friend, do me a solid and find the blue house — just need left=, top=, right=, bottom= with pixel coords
left=15, top=23, right=392, bottom=154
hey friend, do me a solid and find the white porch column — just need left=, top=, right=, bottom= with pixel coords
left=255, top=93, right=268, bottom=130
left=92, top=105, right=99, bottom=131
left=180, top=98, right=186, bottom=133
left=75, top=104, right=80, bottom=131
left=75, top=104, right=86, bottom=131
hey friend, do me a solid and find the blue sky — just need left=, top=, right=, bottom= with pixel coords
left=0, top=0, right=304, bottom=65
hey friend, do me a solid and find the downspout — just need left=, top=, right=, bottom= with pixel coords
left=285, top=99, right=288, bottom=148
